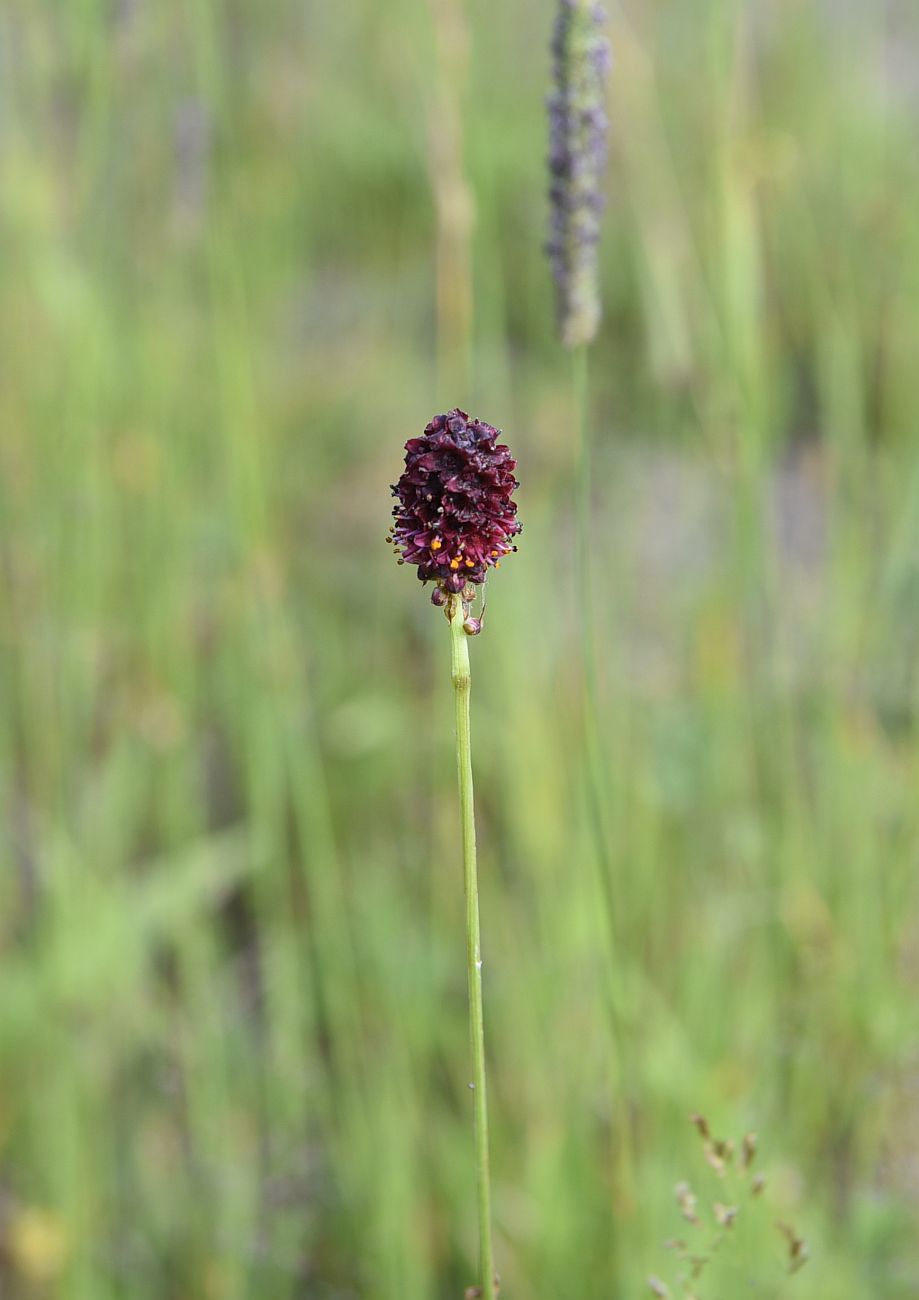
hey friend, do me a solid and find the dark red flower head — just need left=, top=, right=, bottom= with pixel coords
left=390, top=409, right=522, bottom=600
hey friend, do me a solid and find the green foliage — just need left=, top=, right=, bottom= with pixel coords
left=1, top=0, right=918, bottom=1296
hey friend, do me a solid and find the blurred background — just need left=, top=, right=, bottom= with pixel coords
left=2, top=0, right=918, bottom=1296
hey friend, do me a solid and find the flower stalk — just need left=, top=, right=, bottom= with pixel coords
left=449, top=594, right=496, bottom=1300
left=391, top=409, right=518, bottom=1298
left=547, top=0, right=635, bottom=1213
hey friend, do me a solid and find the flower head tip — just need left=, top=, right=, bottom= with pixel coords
left=546, top=0, right=611, bottom=348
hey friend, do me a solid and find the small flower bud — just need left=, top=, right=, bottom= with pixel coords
left=741, top=1131, right=757, bottom=1170
left=690, top=1113, right=710, bottom=1141
left=777, top=1222, right=809, bottom=1274
left=713, top=1202, right=738, bottom=1229
left=674, top=1181, right=699, bottom=1225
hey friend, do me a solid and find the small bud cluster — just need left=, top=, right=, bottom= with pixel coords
left=546, top=0, right=610, bottom=348
left=389, top=410, right=521, bottom=621
left=647, top=1115, right=809, bottom=1298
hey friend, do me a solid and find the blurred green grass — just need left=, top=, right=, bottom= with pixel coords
left=1, top=0, right=918, bottom=1295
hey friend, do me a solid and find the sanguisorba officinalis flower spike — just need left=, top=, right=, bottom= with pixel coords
left=390, top=409, right=521, bottom=605
left=388, top=409, right=522, bottom=1300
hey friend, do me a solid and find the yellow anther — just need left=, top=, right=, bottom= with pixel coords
left=431, top=538, right=442, bottom=551
left=490, top=550, right=499, bottom=557
left=450, top=558, right=460, bottom=570
left=465, top=558, right=475, bottom=568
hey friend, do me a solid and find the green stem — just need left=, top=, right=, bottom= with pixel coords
left=573, top=345, right=615, bottom=930
left=573, top=345, right=595, bottom=693
left=572, top=344, right=636, bottom=1213
left=449, top=598, right=496, bottom=1300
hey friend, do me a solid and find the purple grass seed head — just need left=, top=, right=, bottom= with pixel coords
left=546, top=0, right=611, bottom=348
left=390, top=409, right=522, bottom=606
